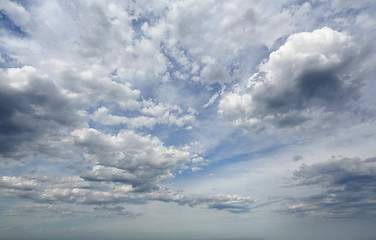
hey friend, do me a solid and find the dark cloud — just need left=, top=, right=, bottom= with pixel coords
left=280, top=156, right=376, bottom=218
left=0, top=67, right=82, bottom=158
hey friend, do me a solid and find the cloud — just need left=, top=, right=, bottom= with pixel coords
left=2, top=203, right=78, bottom=218
left=219, top=27, right=361, bottom=132
left=0, top=2, right=375, bottom=234
left=72, top=128, right=206, bottom=192
left=0, top=175, right=257, bottom=215
left=143, top=188, right=257, bottom=214
left=198, top=194, right=256, bottom=214
left=203, top=85, right=226, bottom=109
left=0, top=176, right=39, bottom=192
left=0, top=0, right=31, bottom=32
left=280, top=156, right=376, bottom=218
left=0, top=175, right=136, bottom=205
left=91, top=101, right=196, bottom=129
left=0, top=66, right=84, bottom=159
left=293, top=155, right=303, bottom=162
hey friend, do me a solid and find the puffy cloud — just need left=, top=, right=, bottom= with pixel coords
left=280, top=156, right=376, bottom=218
left=60, top=63, right=142, bottom=110
left=136, top=0, right=311, bottom=86
left=219, top=27, right=361, bottom=132
left=0, top=176, right=39, bottom=192
left=73, top=128, right=196, bottom=191
left=0, top=66, right=84, bottom=158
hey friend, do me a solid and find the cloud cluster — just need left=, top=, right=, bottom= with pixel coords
left=0, top=175, right=256, bottom=215
left=219, top=27, right=361, bottom=132
left=73, top=128, right=194, bottom=191
left=280, top=156, right=376, bottom=218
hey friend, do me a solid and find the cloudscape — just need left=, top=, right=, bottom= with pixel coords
left=0, top=1, right=375, bottom=240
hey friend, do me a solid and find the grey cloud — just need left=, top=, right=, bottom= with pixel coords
left=0, top=175, right=256, bottom=215
left=293, top=155, right=303, bottom=162
left=2, top=203, right=78, bottom=218
left=81, top=165, right=160, bottom=193
left=93, top=205, right=140, bottom=218
left=200, top=64, right=231, bottom=85
left=3, top=202, right=139, bottom=219
left=72, top=128, right=195, bottom=191
left=0, top=66, right=83, bottom=158
left=198, top=194, right=256, bottom=214
left=0, top=176, right=39, bottom=191
left=142, top=187, right=257, bottom=214
left=219, top=27, right=362, bottom=132
left=0, top=175, right=139, bottom=206
left=280, top=156, right=376, bottom=218
left=0, top=176, right=40, bottom=201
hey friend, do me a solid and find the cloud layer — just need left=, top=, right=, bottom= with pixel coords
left=281, top=156, right=376, bottom=218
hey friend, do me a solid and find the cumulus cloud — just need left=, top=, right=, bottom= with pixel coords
left=72, top=128, right=204, bottom=192
left=219, top=27, right=361, bottom=132
left=280, top=156, right=376, bottom=218
left=0, top=66, right=84, bottom=158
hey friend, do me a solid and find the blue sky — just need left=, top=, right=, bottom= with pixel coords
left=0, top=0, right=376, bottom=239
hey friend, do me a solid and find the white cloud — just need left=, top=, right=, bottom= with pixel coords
left=219, top=27, right=360, bottom=132
left=72, top=128, right=195, bottom=190
left=0, top=174, right=258, bottom=215
left=0, top=0, right=31, bottom=30
left=91, top=100, right=196, bottom=129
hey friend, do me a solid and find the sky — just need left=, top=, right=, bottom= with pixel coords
left=0, top=0, right=376, bottom=239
